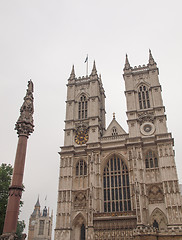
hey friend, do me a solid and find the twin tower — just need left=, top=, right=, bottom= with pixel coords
left=55, top=51, right=182, bottom=240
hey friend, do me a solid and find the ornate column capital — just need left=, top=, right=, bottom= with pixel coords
left=15, top=80, right=34, bottom=137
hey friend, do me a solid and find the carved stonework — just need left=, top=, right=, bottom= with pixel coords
left=94, top=218, right=136, bottom=240
left=9, top=186, right=22, bottom=198
left=0, top=234, right=17, bottom=240
left=73, top=191, right=87, bottom=209
left=15, top=80, right=34, bottom=137
left=138, top=111, right=154, bottom=125
left=147, top=184, right=164, bottom=204
left=0, top=233, right=26, bottom=240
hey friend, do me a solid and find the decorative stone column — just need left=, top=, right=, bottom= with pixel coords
left=0, top=80, right=34, bottom=240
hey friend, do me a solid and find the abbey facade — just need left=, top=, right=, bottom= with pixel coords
left=55, top=51, right=182, bottom=240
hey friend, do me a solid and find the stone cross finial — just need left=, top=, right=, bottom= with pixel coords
left=15, top=80, right=34, bottom=137
left=113, top=112, right=115, bottom=119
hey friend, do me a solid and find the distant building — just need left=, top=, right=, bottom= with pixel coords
left=28, top=197, right=53, bottom=240
left=55, top=51, right=182, bottom=240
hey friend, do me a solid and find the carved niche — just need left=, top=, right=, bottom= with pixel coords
left=147, top=184, right=164, bottom=204
left=73, top=191, right=87, bottom=209
left=150, top=208, right=167, bottom=230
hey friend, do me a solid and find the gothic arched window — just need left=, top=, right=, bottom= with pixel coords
left=103, top=155, right=131, bottom=213
left=145, top=150, right=158, bottom=169
left=78, top=95, right=88, bottom=119
left=76, top=160, right=87, bottom=176
left=138, top=85, right=150, bottom=109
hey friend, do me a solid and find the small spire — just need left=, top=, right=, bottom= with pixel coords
left=124, top=54, right=131, bottom=71
left=148, top=49, right=156, bottom=66
left=35, top=195, right=40, bottom=207
left=69, top=65, right=75, bottom=79
left=113, top=112, right=115, bottom=120
left=90, top=60, right=97, bottom=76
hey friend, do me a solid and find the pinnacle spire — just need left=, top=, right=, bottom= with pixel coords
left=148, top=49, right=156, bottom=66
left=35, top=195, right=40, bottom=207
left=69, top=65, right=75, bottom=80
left=90, top=60, right=97, bottom=76
left=124, top=54, right=131, bottom=71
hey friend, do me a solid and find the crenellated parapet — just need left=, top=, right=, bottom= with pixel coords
left=123, top=50, right=158, bottom=76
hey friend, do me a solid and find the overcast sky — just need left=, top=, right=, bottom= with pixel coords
left=0, top=0, right=182, bottom=236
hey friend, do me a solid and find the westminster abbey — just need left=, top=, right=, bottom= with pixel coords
left=55, top=51, right=182, bottom=240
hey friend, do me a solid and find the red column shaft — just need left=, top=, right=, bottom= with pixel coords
left=3, top=135, right=28, bottom=234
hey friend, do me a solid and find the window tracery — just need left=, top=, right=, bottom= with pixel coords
left=78, top=95, right=88, bottom=119
left=103, top=155, right=131, bottom=213
left=76, top=160, right=87, bottom=176
left=145, top=150, right=158, bottom=169
left=138, top=85, right=150, bottom=109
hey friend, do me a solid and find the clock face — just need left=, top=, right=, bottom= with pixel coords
left=140, top=122, right=155, bottom=136
left=31, top=220, right=35, bottom=226
left=75, top=130, right=88, bottom=145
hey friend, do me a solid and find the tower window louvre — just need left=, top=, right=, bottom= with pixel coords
left=78, top=95, right=88, bottom=119
left=138, top=85, right=151, bottom=110
left=103, top=156, right=131, bottom=213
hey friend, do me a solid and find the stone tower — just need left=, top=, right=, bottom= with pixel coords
left=28, top=197, right=53, bottom=240
left=55, top=52, right=182, bottom=240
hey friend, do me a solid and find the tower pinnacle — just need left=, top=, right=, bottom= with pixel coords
left=124, top=54, right=131, bottom=71
left=69, top=65, right=75, bottom=80
left=148, top=49, right=157, bottom=66
left=90, top=60, right=97, bottom=76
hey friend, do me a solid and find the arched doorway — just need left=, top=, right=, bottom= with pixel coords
left=72, top=213, right=86, bottom=240
left=80, top=224, right=85, bottom=240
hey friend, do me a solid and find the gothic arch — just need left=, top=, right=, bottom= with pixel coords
left=135, top=80, right=151, bottom=90
left=150, top=208, right=167, bottom=230
left=101, top=151, right=128, bottom=175
left=75, top=92, right=90, bottom=101
left=72, top=212, right=86, bottom=226
left=72, top=212, right=86, bottom=240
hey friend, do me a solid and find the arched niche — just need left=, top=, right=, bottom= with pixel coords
left=150, top=208, right=167, bottom=230
left=72, top=213, right=86, bottom=240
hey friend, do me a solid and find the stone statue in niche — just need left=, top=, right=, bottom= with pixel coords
left=150, top=208, right=167, bottom=230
